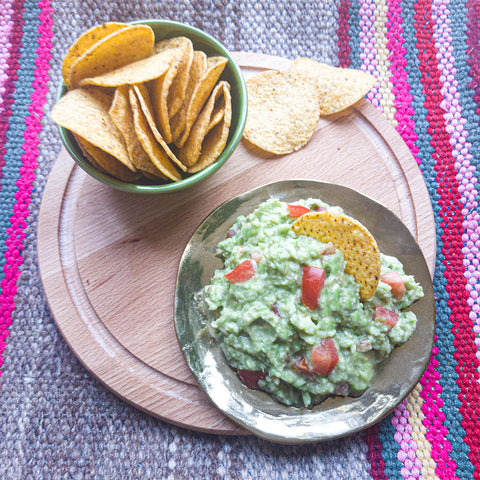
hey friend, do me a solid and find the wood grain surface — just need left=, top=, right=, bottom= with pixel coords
left=37, top=52, right=436, bottom=435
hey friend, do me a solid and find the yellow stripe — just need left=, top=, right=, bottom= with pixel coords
left=406, top=384, right=439, bottom=479
left=372, top=0, right=397, bottom=124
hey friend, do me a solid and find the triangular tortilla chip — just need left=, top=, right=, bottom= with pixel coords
left=173, top=56, right=227, bottom=148
left=129, top=86, right=181, bottom=182
left=187, top=82, right=231, bottom=173
left=79, top=48, right=182, bottom=87
left=289, top=58, right=375, bottom=115
left=51, top=86, right=135, bottom=171
left=62, top=23, right=128, bottom=88
left=69, top=25, right=155, bottom=89
left=178, top=81, right=229, bottom=167
left=153, top=36, right=194, bottom=118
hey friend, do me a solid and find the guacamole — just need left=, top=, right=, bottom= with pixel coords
left=203, top=198, right=424, bottom=408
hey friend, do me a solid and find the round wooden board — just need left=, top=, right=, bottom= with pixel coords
left=38, top=52, right=436, bottom=436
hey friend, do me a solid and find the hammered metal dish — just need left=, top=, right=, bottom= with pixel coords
left=174, top=180, right=435, bottom=443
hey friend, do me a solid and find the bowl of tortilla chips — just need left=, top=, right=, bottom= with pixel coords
left=52, top=19, right=248, bottom=194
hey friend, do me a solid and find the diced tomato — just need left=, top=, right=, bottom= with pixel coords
left=301, top=266, right=326, bottom=310
left=292, top=356, right=313, bottom=376
left=271, top=302, right=281, bottom=317
left=224, top=260, right=255, bottom=283
left=356, top=336, right=372, bottom=352
left=287, top=204, right=310, bottom=218
left=311, top=338, right=339, bottom=376
left=380, top=272, right=406, bottom=301
left=250, top=251, right=263, bottom=264
left=237, top=369, right=266, bottom=389
left=226, top=228, right=236, bottom=238
left=334, top=382, right=350, bottom=396
left=372, top=305, right=399, bottom=330
left=311, top=204, right=326, bottom=212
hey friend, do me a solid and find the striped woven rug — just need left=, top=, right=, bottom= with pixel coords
left=0, top=1, right=478, bottom=478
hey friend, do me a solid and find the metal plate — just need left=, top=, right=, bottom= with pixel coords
left=174, top=180, right=435, bottom=443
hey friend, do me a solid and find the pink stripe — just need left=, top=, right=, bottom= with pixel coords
left=0, top=9, right=15, bottom=86
left=392, top=400, right=425, bottom=479
left=358, top=0, right=383, bottom=110
left=0, top=0, right=53, bottom=374
left=383, top=2, right=429, bottom=477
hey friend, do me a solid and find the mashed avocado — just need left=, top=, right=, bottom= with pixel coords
left=204, top=198, right=424, bottom=408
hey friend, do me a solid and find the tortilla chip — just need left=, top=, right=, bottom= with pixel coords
left=170, top=51, right=207, bottom=143
left=74, top=134, right=109, bottom=174
left=150, top=67, right=175, bottom=144
left=208, top=102, right=225, bottom=133
left=289, top=58, right=376, bottom=115
left=174, top=56, right=228, bottom=148
left=79, top=47, right=182, bottom=87
left=62, top=23, right=128, bottom=89
left=291, top=211, right=381, bottom=300
left=129, top=87, right=182, bottom=182
left=178, top=81, right=229, bottom=167
left=187, top=82, right=232, bottom=174
left=132, top=84, right=187, bottom=172
left=74, top=134, right=141, bottom=182
left=51, top=86, right=136, bottom=172
left=153, top=36, right=194, bottom=118
left=243, top=70, right=320, bottom=155
left=109, top=85, right=162, bottom=177
left=69, top=25, right=155, bottom=89
left=143, top=170, right=169, bottom=182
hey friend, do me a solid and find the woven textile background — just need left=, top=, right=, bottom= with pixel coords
left=0, top=0, right=479, bottom=479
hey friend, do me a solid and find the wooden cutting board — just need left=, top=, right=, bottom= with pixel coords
left=38, top=52, right=436, bottom=435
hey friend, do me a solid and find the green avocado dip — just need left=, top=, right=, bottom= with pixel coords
left=203, top=198, right=424, bottom=408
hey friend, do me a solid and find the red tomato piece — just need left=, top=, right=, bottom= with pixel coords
left=224, top=260, right=255, bottom=283
left=356, top=336, right=372, bottom=352
left=271, top=302, right=282, bottom=317
left=237, top=369, right=266, bottom=389
left=311, top=338, right=339, bottom=376
left=226, top=227, right=237, bottom=238
left=372, top=305, right=399, bottom=330
left=250, top=251, right=264, bottom=264
left=292, top=356, right=313, bottom=376
left=287, top=204, right=310, bottom=218
left=301, top=266, right=326, bottom=310
left=380, top=272, right=406, bottom=301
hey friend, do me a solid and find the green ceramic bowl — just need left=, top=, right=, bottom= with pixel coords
left=56, top=19, right=248, bottom=194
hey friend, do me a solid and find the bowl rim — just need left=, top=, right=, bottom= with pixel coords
left=56, top=18, right=248, bottom=194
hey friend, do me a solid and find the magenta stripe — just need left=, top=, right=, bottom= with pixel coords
left=337, top=0, right=352, bottom=68
left=364, top=425, right=389, bottom=480
left=0, top=0, right=53, bottom=373
left=385, top=0, right=421, bottom=165
left=0, top=0, right=25, bottom=184
left=418, top=345, right=458, bottom=479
